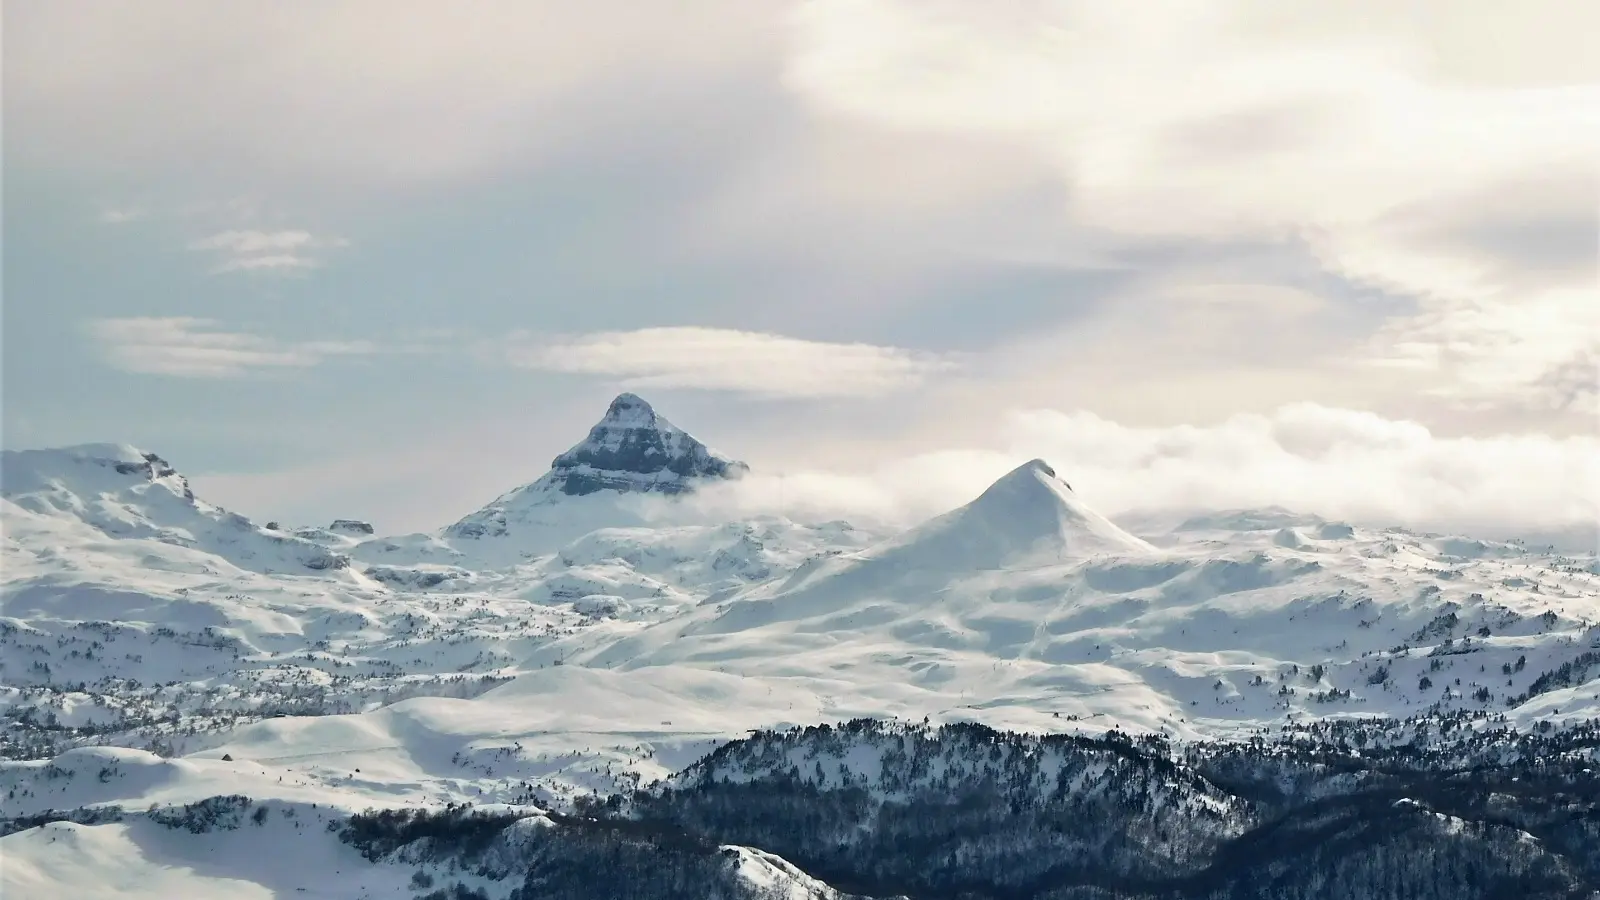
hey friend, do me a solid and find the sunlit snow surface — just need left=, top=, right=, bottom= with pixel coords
left=3, top=440, right=1597, bottom=898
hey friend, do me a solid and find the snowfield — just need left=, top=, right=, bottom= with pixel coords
left=3, top=396, right=1597, bottom=898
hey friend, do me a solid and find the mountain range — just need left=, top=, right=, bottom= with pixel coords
left=3, top=394, right=1597, bottom=899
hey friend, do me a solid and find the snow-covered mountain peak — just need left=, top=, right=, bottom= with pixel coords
left=976, top=457, right=1069, bottom=500
left=595, top=391, right=658, bottom=428
left=699, top=461, right=1159, bottom=629
left=442, top=394, right=749, bottom=544
left=902, top=457, right=1153, bottom=569
left=547, top=392, right=748, bottom=497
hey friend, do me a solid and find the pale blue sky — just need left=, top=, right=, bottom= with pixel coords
left=4, top=1, right=1596, bottom=536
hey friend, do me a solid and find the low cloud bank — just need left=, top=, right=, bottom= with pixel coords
left=658, top=403, right=1598, bottom=547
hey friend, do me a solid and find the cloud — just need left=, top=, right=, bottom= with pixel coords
left=784, top=0, right=1600, bottom=418
left=188, top=230, right=319, bottom=254
left=187, top=229, right=348, bottom=274
left=97, top=207, right=146, bottom=224
left=16, top=0, right=1595, bottom=493
left=88, top=317, right=375, bottom=377
left=1363, top=286, right=1600, bottom=414
left=6, top=0, right=777, bottom=184
left=212, top=255, right=320, bottom=273
left=499, top=327, right=956, bottom=397
left=668, top=402, right=1600, bottom=542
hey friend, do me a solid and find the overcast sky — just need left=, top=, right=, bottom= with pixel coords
left=4, top=0, right=1597, bottom=540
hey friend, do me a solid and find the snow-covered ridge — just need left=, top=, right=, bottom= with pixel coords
left=1, top=443, right=346, bottom=574
left=2, top=444, right=194, bottom=503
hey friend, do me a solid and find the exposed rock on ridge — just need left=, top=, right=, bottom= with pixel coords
left=1, top=443, right=348, bottom=573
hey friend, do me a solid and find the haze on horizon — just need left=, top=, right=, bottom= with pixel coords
left=3, top=0, right=1597, bottom=541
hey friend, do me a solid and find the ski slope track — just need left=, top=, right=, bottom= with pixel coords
left=3, top=394, right=1598, bottom=898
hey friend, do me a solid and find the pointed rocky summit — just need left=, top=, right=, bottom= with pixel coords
left=547, top=393, right=748, bottom=497
left=444, top=394, right=748, bottom=540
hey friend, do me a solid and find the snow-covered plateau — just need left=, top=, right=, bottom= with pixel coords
left=3, top=394, right=1597, bottom=899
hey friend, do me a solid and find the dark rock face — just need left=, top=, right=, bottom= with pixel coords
left=545, top=393, right=748, bottom=497
left=109, top=451, right=194, bottom=500
left=113, top=451, right=178, bottom=481
left=447, top=518, right=499, bottom=539
left=302, top=553, right=349, bottom=571
left=329, top=519, right=376, bottom=535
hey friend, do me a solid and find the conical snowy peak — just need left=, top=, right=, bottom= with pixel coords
left=547, top=393, right=748, bottom=497
left=691, top=461, right=1157, bottom=638
left=874, top=458, right=1153, bottom=571
left=972, top=458, right=1070, bottom=503
left=443, top=394, right=748, bottom=542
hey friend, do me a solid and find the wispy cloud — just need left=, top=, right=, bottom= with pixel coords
left=213, top=254, right=321, bottom=273
left=500, top=326, right=957, bottom=398
left=188, top=230, right=319, bottom=254
left=97, top=207, right=146, bottom=224
left=88, top=317, right=374, bottom=377
left=673, top=402, right=1600, bottom=543
left=1364, top=286, right=1600, bottom=414
left=187, top=229, right=348, bottom=274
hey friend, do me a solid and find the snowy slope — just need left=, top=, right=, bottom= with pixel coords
left=526, top=458, right=1600, bottom=746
